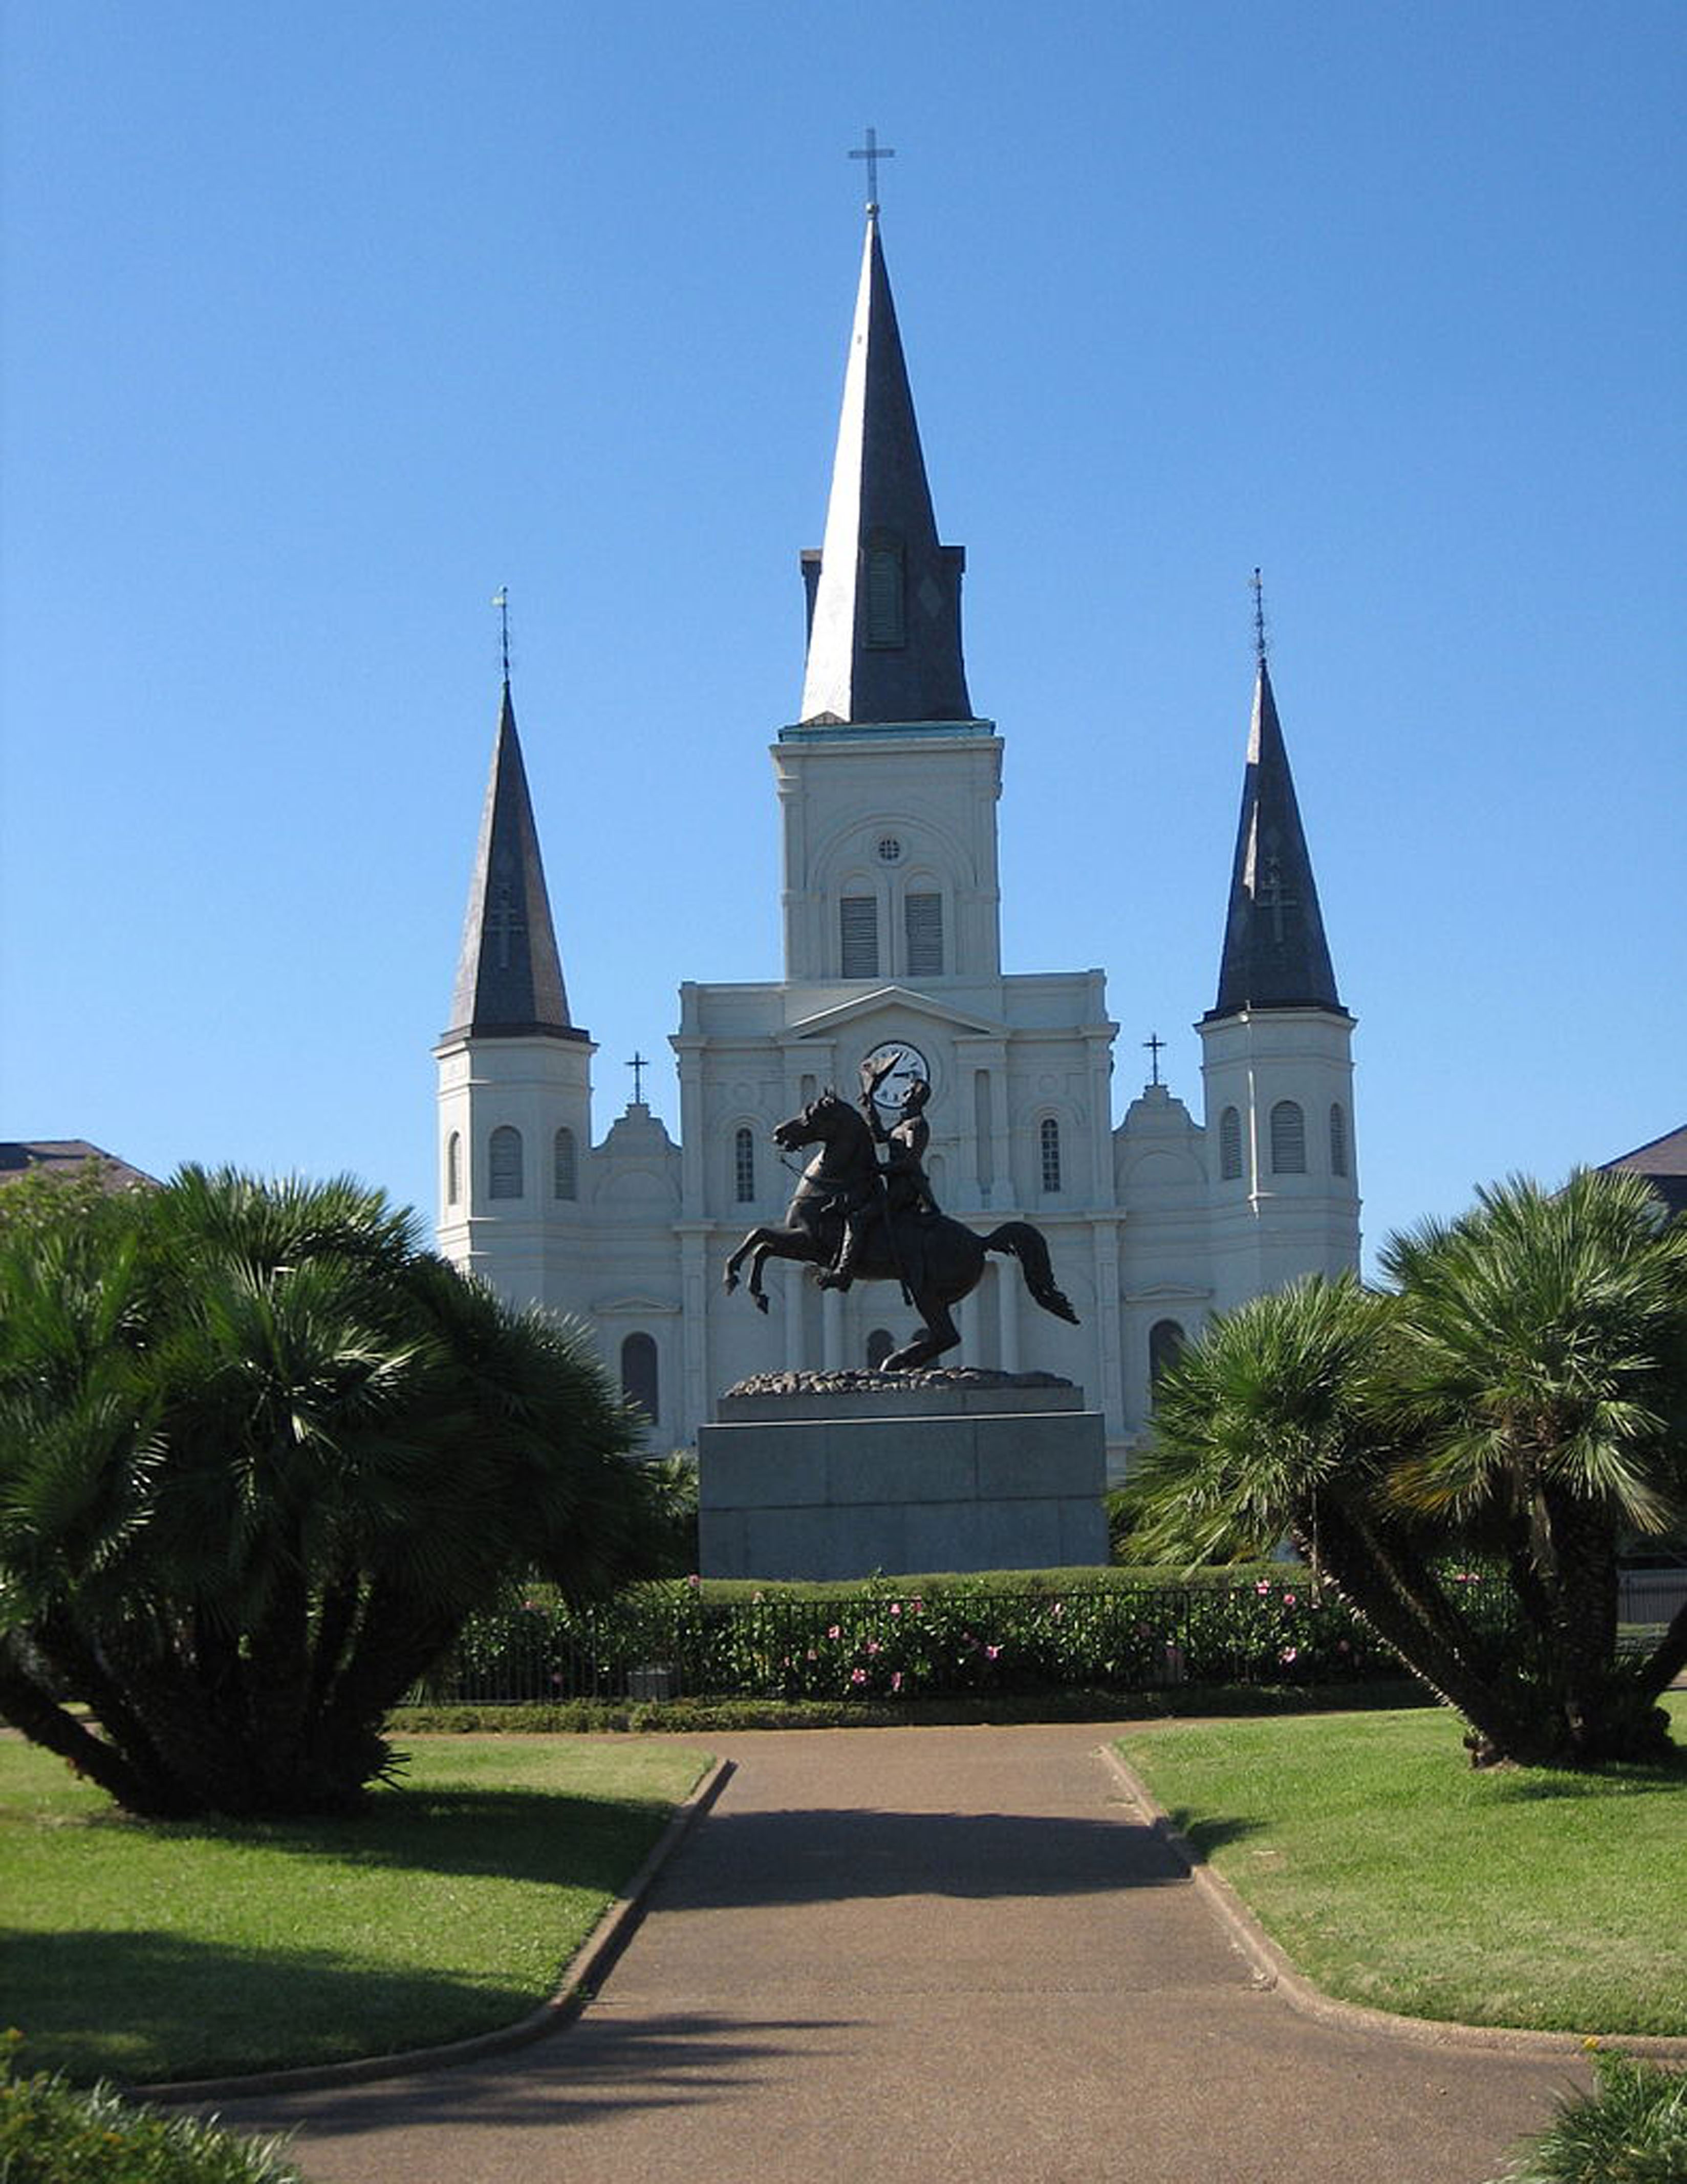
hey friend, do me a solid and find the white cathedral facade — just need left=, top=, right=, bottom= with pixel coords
left=435, top=209, right=1360, bottom=1480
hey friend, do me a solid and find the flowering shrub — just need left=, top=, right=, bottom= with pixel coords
left=430, top=1570, right=1423, bottom=1705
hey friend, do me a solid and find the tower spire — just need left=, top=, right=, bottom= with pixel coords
left=1207, top=643, right=1342, bottom=1019
left=796, top=208, right=975, bottom=727
left=445, top=669, right=585, bottom=1042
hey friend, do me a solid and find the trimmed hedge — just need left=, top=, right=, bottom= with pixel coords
left=418, top=1566, right=1509, bottom=1707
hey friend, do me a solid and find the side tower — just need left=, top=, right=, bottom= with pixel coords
left=1197, top=646, right=1359, bottom=1308
left=435, top=673, right=594, bottom=1301
left=775, top=205, right=1003, bottom=989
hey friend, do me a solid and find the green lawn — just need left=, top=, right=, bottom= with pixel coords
left=1, top=1735, right=710, bottom=2085
left=1115, top=1699, right=1687, bottom=2036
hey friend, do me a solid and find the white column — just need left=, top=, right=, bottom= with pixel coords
left=823, top=1284, right=844, bottom=1372
left=997, top=1264, right=1020, bottom=1373
left=680, top=1228, right=709, bottom=1440
left=959, top=1285, right=982, bottom=1365
left=1091, top=1221, right=1124, bottom=1438
left=784, top=1259, right=805, bottom=1371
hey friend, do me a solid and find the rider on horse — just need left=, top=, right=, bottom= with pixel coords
left=816, top=1054, right=939, bottom=1293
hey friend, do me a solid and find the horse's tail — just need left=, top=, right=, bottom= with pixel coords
left=982, top=1222, right=1080, bottom=1325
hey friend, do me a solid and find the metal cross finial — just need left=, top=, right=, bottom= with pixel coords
left=492, top=587, right=511, bottom=683
left=1143, top=1031, right=1166, bottom=1087
left=628, top=1051, right=651, bottom=1105
left=848, top=126, right=896, bottom=208
left=1250, top=568, right=1268, bottom=664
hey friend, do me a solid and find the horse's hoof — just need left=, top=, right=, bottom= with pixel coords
left=753, top=1293, right=769, bottom=1315
left=723, top=1274, right=738, bottom=1294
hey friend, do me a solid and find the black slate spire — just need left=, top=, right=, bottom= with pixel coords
left=445, top=679, right=585, bottom=1041
left=1207, top=658, right=1342, bottom=1018
left=797, top=209, right=975, bottom=726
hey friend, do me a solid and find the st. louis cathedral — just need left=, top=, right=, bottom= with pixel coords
left=434, top=207, right=1360, bottom=1479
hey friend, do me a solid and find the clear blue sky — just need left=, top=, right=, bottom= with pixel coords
left=3, top=1, right=1682, bottom=1276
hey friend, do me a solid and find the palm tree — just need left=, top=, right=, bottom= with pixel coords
left=1132, top=1274, right=1550, bottom=1761
left=1382, top=1169, right=1687, bottom=1764
left=0, top=1167, right=664, bottom=1817
left=1136, top=1173, right=1687, bottom=1767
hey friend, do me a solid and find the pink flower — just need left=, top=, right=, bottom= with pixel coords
left=827, top=1624, right=842, bottom=1640
left=686, top=1574, right=701, bottom=1589
left=1051, top=1601, right=1065, bottom=1619
left=985, top=1644, right=1002, bottom=1660
left=865, top=1639, right=881, bottom=1655
left=805, top=1648, right=817, bottom=1662
left=1280, top=1646, right=1298, bottom=1664
left=850, top=1667, right=868, bottom=1685
left=890, top=1601, right=902, bottom=1615
left=1255, top=1581, right=1272, bottom=1596
left=1283, top=1593, right=1297, bottom=1608
left=911, top=1598, right=924, bottom=1613
left=890, top=1671, right=903, bottom=1693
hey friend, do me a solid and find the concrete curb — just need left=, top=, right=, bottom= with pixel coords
left=129, top=1754, right=735, bottom=2107
left=1099, top=1744, right=1687, bottom=2062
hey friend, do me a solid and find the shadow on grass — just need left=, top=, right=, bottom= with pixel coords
left=1483, top=1748, right=1687, bottom=1803
left=1159, top=1809, right=1268, bottom=1861
left=4, top=1927, right=542, bottom=2087
left=94, top=1788, right=673, bottom=1893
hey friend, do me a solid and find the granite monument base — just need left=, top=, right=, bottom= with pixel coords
left=697, top=1370, right=1109, bottom=1581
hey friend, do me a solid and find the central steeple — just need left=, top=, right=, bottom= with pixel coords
left=797, top=209, right=975, bottom=727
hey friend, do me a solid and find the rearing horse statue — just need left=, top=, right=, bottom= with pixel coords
left=723, top=1092, right=1079, bottom=1371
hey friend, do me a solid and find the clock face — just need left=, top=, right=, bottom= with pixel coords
left=862, top=1042, right=931, bottom=1120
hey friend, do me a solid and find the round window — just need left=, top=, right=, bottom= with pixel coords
left=877, top=835, right=902, bottom=862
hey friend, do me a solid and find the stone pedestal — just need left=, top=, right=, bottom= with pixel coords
left=697, top=1370, right=1108, bottom=1581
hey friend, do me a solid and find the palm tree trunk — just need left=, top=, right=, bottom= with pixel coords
left=0, top=1635, right=167, bottom=1814
left=1304, top=1500, right=1557, bottom=1765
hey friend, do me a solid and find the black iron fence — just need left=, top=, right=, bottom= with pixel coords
left=418, top=1576, right=1447, bottom=1706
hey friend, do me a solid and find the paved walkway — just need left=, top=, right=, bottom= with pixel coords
left=213, top=1725, right=1580, bottom=2183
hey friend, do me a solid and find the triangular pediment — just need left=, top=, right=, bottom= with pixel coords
left=782, top=985, right=1007, bottom=1042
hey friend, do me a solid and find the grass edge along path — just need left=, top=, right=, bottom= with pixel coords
left=1114, top=1699, right=1686, bottom=2039
left=1, top=1735, right=711, bottom=2087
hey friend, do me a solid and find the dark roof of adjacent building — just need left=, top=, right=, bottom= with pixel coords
left=1207, top=657, right=1343, bottom=1019
left=795, top=208, right=977, bottom=728
left=1601, top=1123, right=1687, bottom=1218
left=444, top=679, right=586, bottom=1043
left=0, top=1140, right=157, bottom=1191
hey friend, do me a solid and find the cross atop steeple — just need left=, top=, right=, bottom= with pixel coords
left=1143, top=1031, right=1166, bottom=1086
left=627, top=1051, right=651, bottom=1105
left=848, top=126, right=895, bottom=208
left=1250, top=568, right=1268, bottom=664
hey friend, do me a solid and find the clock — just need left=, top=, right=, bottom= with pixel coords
left=861, top=1042, right=931, bottom=1121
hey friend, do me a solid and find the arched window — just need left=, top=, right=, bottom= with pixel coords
left=1329, top=1102, right=1349, bottom=1178
left=1040, top=1116, right=1062, bottom=1193
left=904, top=891, right=943, bottom=977
left=733, top=1126, right=755, bottom=1203
left=840, top=895, right=879, bottom=978
left=553, top=1126, right=577, bottom=1200
left=620, top=1333, right=659, bottom=1425
left=446, top=1131, right=462, bottom=1206
left=488, top=1125, right=524, bottom=1199
left=1149, top=1318, right=1187, bottom=1391
left=1270, top=1100, right=1306, bottom=1175
left=1219, top=1106, right=1242, bottom=1181
left=866, top=1328, right=896, bottom=1370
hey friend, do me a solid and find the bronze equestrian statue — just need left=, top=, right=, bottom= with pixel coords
left=723, top=1063, right=1079, bottom=1372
